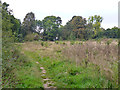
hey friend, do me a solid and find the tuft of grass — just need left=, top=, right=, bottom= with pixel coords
left=62, top=42, right=66, bottom=45
left=55, top=41, right=59, bottom=44
left=70, top=41, right=75, bottom=45
left=106, top=39, right=112, bottom=45
left=41, top=41, right=49, bottom=48
left=41, top=41, right=44, bottom=46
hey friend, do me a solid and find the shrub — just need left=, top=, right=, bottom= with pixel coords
left=70, top=41, right=75, bottom=45
left=55, top=41, right=59, bottom=44
left=41, top=42, right=49, bottom=48
left=63, top=42, right=66, bottom=45
left=24, top=33, right=39, bottom=41
left=44, top=42, right=49, bottom=48
left=79, top=42, right=83, bottom=45
left=106, top=39, right=112, bottom=45
left=41, top=41, right=44, bottom=46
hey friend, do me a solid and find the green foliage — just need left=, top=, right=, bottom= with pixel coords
left=42, top=16, right=62, bottom=41
left=106, top=39, right=112, bottom=45
left=41, top=41, right=44, bottom=46
left=35, top=20, right=43, bottom=33
left=22, top=12, right=36, bottom=37
left=2, top=2, right=23, bottom=43
left=79, top=42, right=83, bottom=45
left=44, top=42, right=49, bottom=48
left=103, top=27, right=119, bottom=38
left=88, top=15, right=103, bottom=38
left=2, top=43, right=31, bottom=87
left=70, top=41, right=75, bottom=45
left=71, top=16, right=87, bottom=39
left=24, top=33, right=39, bottom=41
left=55, top=41, right=59, bottom=44
left=40, top=41, right=49, bottom=48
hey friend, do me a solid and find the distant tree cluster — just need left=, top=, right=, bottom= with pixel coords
left=2, top=2, right=120, bottom=42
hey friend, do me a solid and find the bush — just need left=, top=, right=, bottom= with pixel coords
left=106, top=39, right=112, bottom=45
left=2, top=44, right=29, bottom=87
left=70, top=41, right=75, bottom=45
left=63, top=42, right=66, bottom=45
left=41, top=41, right=44, bottom=46
left=41, top=41, right=49, bottom=48
left=24, top=33, right=39, bottom=41
left=55, top=41, right=59, bottom=44
left=44, top=42, right=49, bottom=48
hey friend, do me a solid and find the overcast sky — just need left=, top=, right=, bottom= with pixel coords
left=2, top=0, right=119, bottom=29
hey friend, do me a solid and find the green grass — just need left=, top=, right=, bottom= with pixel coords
left=4, top=41, right=118, bottom=88
left=24, top=49, right=117, bottom=88
left=37, top=57, right=113, bottom=88
left=14, top=50, right=43, bottom=88
left=2, top=44, right=44, bottom=88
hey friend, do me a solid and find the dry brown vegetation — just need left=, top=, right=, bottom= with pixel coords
left=62, top=39, right=118, bottom=82
left=21, top=39, right=118, bottom=83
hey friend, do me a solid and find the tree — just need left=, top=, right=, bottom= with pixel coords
left=42, top=16, right=62, bottom=41
left=88, top=15, right=103, bottom=38
left=35, top=20, right=43, bottom=33
left=59, top=16, right=87, bottom=40
left=70, top=16, right=87, bottom=39
left=59, top=21, right=74, bottom=40
left=22, top=12, right=36, bottom=37
left=2, top=2, right=15, bottom=44
left=103, top=27, right=119, bottom=38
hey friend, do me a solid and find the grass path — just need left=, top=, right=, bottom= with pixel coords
left=17, top=43, right=57, bottom=88
left=36, top=61, right=56, bottom=88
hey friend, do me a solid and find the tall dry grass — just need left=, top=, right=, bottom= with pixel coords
left=62, top=39, right=118, bottom=81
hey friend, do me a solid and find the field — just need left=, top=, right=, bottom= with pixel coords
left=2, top=39, right=118, bottom=88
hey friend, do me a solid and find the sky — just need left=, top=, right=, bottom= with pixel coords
left=2, top=0, right=119, bottom=29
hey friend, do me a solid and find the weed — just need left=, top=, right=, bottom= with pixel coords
left=70, top=41, right=75, bottom=45
left=41, top=41, right=44, bottom=46
left=106, top=40, right=112, bottom=45
left=63, top=42, right=66, bottom=45
left=55, top=41, right=59, bottom=44
left=44, top=42, right=49, bottom=48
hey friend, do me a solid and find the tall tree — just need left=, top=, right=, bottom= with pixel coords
left=22, top=12, right=35, bottom=37
left=60, top=21, right=74, bottom=40
left=42, top=16, right=62, bottom=41
left=2, top=2, right=15, bottom=44
left=59, top=16, right=87, bottom=40
left=88, top=15, right=103, bottom=37
left=71, top=16, right=87, bottom=39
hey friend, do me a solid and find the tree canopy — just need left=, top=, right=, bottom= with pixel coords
left=42, top=16, right=62, bottom=41
left=22, top=12, right=36, bottom=37
left=2, top=2, right=119, bottom=42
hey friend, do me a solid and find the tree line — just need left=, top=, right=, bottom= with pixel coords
left=2, top=2, right=120, bottom=42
